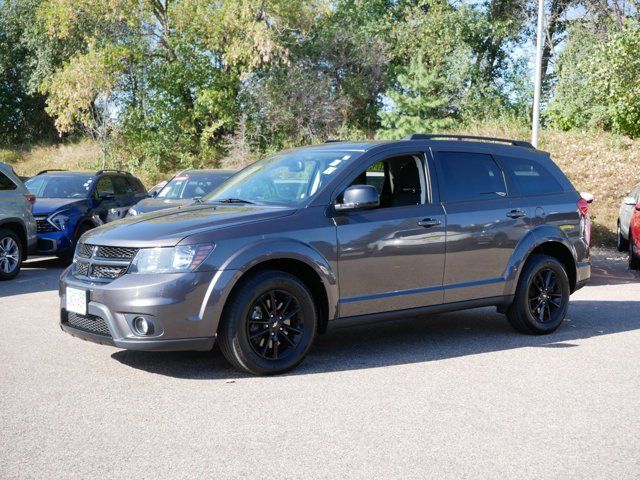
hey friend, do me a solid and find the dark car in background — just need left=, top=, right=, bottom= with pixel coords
left=25, top=170, right=147, bottom=261
left=127, top=169, right=235, bottom=217
left=59, top=135, right=591, bottom=375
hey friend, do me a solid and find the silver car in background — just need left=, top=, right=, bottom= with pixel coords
left=617, top=182, right=640, bottom=251
left=0, top=162, right=37, bottom=279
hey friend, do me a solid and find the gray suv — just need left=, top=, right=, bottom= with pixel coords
left=59, top=135, right=591, bottom=375
left=0, top=162, right=37, bottom=280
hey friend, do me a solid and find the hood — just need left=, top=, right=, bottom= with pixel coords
left=82, top=203, right=296, bottom=247
left=131, top=197, right=192, bottom=215
left=33, top=198, right=89, bottom=216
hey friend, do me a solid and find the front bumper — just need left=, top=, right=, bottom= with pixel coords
left=59, top=267, right=238, bottom=352
left=36, top=230, right=74, bottom=255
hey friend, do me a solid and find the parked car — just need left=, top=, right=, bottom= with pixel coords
left=0, top=162, right=37, bottom=280
left=127, top=169, right=235, bottom=217
left=147, top=180, right=168, bottom=198
left=25, top=169, right=147, bottom=261
left=59, top=134, right=591, bottom=375
left=617, top=182, right=640, bottom=251
left=628, top=199, right=640, bottom=269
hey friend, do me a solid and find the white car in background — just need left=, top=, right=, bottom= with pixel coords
left=617, top=182, right=640, bottom=251
left=0, top=162, right=37, bottom=279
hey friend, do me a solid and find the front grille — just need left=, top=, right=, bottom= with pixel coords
left=66, top=311, right=111, bottom=337
left=73, top=243, right=138, bottom=282
left=35, top=217, right=57, bottom=233
left=95, top=246, right=137, bottom=259
left=91, top=264, right=127, bottom=279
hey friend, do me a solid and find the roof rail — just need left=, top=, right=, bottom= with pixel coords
left=36, top=169, right=67, bottom=175
left=324, top=139, right=343, bottom=143
left=96, top=169, right=131, bottom=175
left=403, top=134, right=535, bottom=149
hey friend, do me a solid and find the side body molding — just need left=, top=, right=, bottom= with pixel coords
left=196, top=239, right=339, bottom=335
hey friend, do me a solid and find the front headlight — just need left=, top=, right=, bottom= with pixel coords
left=49, top=211, right=70, bottom=230
left=129, top=244, right=214, bottom=274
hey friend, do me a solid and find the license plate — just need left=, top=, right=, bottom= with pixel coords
left=66, top=287, right=87, bottom=315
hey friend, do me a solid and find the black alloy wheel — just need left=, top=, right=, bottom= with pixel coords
left=527, top=268, right=563, bottom=323
left=246, top=289, right=305, bottom=361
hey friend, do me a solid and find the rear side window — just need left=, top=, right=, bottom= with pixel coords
left=94, top=176, right=114, bottom=197
left=0, top=172, right=17, bottom=191
left=113, top=176, right=133, bottom=195
left=500, top=157, right=563, bottom=196
left=126, top=177, right=146, bottom=194
left=436, top=152, right=506, bottom=202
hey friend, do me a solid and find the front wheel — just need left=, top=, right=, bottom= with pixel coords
left=217, top=270, right=317, bottom=375
left=0, top=228, right=23, bottom=280
left=506, top=254, right=570, bottom=335
left=617, top=221, right=629, bottom=252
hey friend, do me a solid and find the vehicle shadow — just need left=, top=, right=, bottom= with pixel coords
left=111, top=299, right=640, bottom=380
left=0, top=257, right=67, bottom=298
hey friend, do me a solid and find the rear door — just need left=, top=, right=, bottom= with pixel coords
left=432, top=148, right=526, bottom=303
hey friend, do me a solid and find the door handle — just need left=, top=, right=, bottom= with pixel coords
left=506, top=209, right=527, bottom=219
left=417, top=218, right=441, bottom=228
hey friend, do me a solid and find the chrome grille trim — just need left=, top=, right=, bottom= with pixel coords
left=73, top=243, right=138, bottom=282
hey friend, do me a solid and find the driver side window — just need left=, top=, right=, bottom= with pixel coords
left=348, top=154, right=427, bottom=208
left=94, top=176, right=114, bottom=198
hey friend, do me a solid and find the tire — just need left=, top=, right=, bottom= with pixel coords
left=617, top=221, right=629, bottom=252
left=629, top=232, right=640, bottom=270
left=217, top=270, right=317, bottom=375
left=0, top=228, right=23, bottom=280
left=506, top=254, right=570, bottom=335
left=58, top=222, right=93, bottom=264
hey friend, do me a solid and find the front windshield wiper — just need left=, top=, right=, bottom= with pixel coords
left=212, top=198, right=256, bottom=205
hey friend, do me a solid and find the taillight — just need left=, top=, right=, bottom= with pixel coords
left=577, top=198, right=589, bottom=216
left=24, top=194, right=36, bottom=212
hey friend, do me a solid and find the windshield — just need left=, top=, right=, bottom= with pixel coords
left=204, top=149, right=361, bottom=206
left=158, top=171, right=233, bottom=200
left=25, top=175, right=93, bottom=199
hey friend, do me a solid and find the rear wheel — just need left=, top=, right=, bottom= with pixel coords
left=507, top=254, right=570, bottom=335
left=0, top=228, right=23, bottom=280
left=217, top=270, right=317, bottom=375
left=617, top=221, right=629, bottom=252
left=629, top=232, right=640, bottom=270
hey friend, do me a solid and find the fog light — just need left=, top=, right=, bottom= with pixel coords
left=133, top=316, right=153, bottom=335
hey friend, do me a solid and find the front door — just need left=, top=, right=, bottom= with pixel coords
left=335, top=152, right=446, bottom=318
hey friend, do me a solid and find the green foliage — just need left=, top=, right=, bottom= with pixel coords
left=378, top=59, right=456, bottom=138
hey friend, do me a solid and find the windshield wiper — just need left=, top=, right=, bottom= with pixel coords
left=213, top=198, right=256, bottom=205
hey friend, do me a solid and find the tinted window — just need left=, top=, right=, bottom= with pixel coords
left=126, top=177, right=146, bottom=194
left=0, top=172, right=17, bottom=191
left=159, top=172, right=232, bottom=199
left=436, top=152, right=506, bottom=202
left=94, top=176, right=114, bottom=197
left=501, top=157, right=563, bottom=196
left=113, top=176, right=133, bottom=195
left=25, top=174, right=93, bottom=198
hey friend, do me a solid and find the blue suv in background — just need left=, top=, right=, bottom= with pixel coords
left=25, top=170, right=147, bottom=261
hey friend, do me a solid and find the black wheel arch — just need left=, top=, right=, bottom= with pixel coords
left=524, top=241, right=577, bottom=293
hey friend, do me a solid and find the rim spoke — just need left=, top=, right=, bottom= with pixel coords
left=279, top=332, right=295, bottom=346
left=537, top=302, right=545, bottom=322
left=250, top=328, right=269, bottom=340
left=269, top=291, right=278, bottom=315
left=279, top=295, right=293, bottom=316
left=282, top=306, right=301, bottom=322
left=549, top=298, right=561, bottom=309
left=283, top=324, right=302, bottom=335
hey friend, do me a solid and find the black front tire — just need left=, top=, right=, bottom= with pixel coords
left=0, top=228, right=23, bottom=280
left=217, top=270, right=317, bottom=375
left=506, top=254, right=570, bottom=335
left=617, top=221, right=629, bottom=252
left=629, top=232, right=640, bottom=270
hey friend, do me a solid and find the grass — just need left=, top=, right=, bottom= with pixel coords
left=3, top=125, right=638, bottom=247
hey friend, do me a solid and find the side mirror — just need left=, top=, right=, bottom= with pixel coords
left=624, top=196, right=636, bottom=206
left=335, top=185, right=380, bottom=212
left=149, top=190, right=158, bottom=198
left=580, top=192, right=594, bottom=204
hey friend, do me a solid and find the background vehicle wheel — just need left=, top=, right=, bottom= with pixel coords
left=0, top=228, right=23, bottom=280
left=629, top=232, right=640, bottom=270
left=506, top=254, right=570, bottom=335
left=617, top=221, right=629, bottom=252
left=217, top=270, right=317, bottom=375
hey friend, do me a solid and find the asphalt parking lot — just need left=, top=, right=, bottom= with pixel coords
left=1, top=250, right=639, bottom=479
